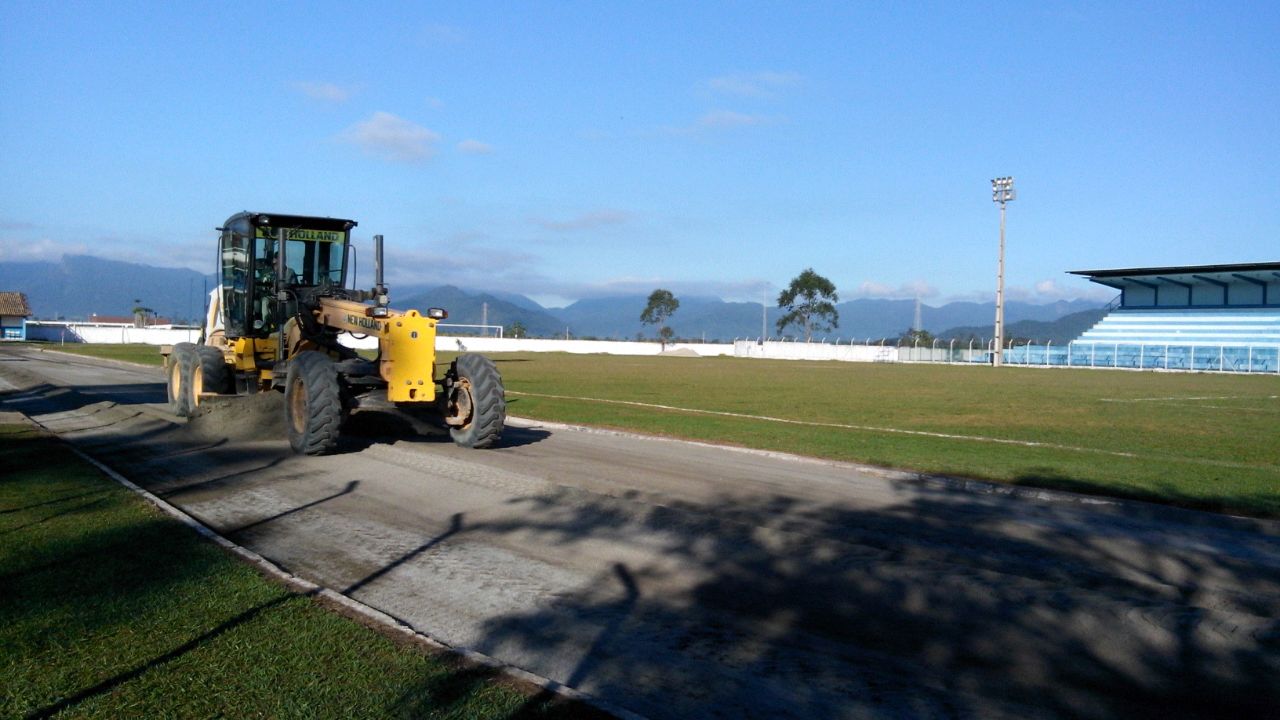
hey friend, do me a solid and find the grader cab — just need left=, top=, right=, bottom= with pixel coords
left=165, top=211, right=505, bottom=454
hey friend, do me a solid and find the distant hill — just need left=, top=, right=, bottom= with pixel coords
left=0, top=254, right=1105, bottom=340
left=551, top=295, right=767, bottom=340
left=547, top=294, right=1102, bottom=342
left=396, top=286, right=565, bottom=337
left=0, top=255, right=215, bottom=323
left=938, top=309, right=1107, bottom=345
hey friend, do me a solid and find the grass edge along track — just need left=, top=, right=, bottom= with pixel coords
left=0, top=420, right=609, bottom=720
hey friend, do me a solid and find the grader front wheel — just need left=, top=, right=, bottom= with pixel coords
left=285, top=351, right=342, bottom=455
left=443, top=354, right=505, bottom=449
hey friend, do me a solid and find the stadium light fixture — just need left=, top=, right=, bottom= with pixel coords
left=991, top=176, right=1016, bottom=367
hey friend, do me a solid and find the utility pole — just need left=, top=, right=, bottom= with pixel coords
left=991, top=176, right=1016, bottom=367
left=481, top=302, right=488, bottom=336
left=761, top=286, right=767, bottom=345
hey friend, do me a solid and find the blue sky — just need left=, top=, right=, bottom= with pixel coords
left=2, top=2, right=1277, bottom=307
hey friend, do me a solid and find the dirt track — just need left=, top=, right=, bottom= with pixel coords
left=3, top=345, right=1279, bottom=719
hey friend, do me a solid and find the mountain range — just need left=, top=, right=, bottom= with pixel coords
left=1, top=255, right=1105, bottom=342
left=0, top=255, right=215, bottom=323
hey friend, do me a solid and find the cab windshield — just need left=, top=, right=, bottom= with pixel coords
left=254, top=226, right=347, bottom=287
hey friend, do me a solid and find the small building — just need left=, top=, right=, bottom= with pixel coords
left=0, top=292, right=32, bottom=340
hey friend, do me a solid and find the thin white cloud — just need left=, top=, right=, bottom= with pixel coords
left=340, top=112, right=440, bottom=163
left=421, top=23, right=465, bottom=46
left=379, top=245, right=536, bottom=287
left=0, top=235, right=211, bottom=273
left=1026, top=279, right=1114, bottom=303
left=457, top=139, right=494, bottom=155
left=852, top=280, right=940, bottom=300
left=0, top=237, right=88, bottom=262
left=698, top=110, right=773, bottom=128
left=705, top=71, right=803, bottom=98
left=560, top=278, right=777, bottom=302
left=532, top=210, right=631, bottom=232
left=661, top=110, right=779, bottom=136
left=946, top=280, right=1114, bottom=305
left=293, top=81, right=355, bottom=103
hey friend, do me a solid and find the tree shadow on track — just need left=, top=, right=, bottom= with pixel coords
left=1, top=382, right=167, bottom=414
left=1013, top=467, right=1280, bottom=519
left=454, top=485, right=1280, bottom=720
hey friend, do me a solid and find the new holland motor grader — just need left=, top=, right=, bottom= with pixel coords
left=164, top=211, right=505, bottom=454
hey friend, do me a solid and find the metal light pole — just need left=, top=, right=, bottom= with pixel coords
left=991, top=176, right=1016, bottom=367
left=761, top=286, right=768, bottom=345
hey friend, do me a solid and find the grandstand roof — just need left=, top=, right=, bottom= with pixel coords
left=1069, top=262, right=1280, bottom=309
left=1069, top=261, right=1280, bottom=281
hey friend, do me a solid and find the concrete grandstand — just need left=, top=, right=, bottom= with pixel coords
left=1065, top=261, right=1280, bottom=372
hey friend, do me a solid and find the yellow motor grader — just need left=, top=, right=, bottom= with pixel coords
left=164, top=211, right=504, bottom=454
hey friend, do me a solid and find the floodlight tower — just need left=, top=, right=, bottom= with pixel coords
left=991, top=176, right=1016, bottom=367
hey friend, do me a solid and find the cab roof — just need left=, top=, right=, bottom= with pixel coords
left=222, top=211, right=357, bottom=231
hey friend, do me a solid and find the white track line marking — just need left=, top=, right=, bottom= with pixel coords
left=1151, top=404, right=1280, bottom=413
left=509, top=391, right=1279, bottom=472
left=1099, top=395, right=1280, bottom=403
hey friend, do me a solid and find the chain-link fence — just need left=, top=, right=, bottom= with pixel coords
left=735, top=338, right=1280, bottom=374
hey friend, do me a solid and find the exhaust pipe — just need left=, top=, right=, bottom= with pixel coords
left=373, top=234, right=389, bottom=308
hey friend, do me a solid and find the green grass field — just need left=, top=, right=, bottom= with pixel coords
left=0, top=422, right=606, bottom=719
left=19, top=343, right=1280, bottom=516
left=19, top=341, right=166, bottom=365
left=483, top=353, right=1280, bottom=517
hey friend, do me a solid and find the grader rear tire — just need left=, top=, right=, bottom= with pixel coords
left=285, top=351, right=342, bottom=455
left=446, top=354, right=505, bottom=449
left=194, top=345, right=231, bottom=395
left=167, top=342, right=200, bottom=418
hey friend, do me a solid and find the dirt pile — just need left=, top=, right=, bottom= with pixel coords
left=184, top=391, right=286, bottom=441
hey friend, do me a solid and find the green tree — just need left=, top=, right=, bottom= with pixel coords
left=640, top=288, right=680, bottom=349
left=131, top=298, right=154, bottom=328
left=776, top=268, right=839, bottom=341
left=508, top=320, right=527, bottom=339
left=899, top=328, right=934, bottom=345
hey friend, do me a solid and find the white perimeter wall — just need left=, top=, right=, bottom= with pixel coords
left=27, top=321, right=201, bottom=345
left=26, top=322, right=933, bottom=365
left=340, top=333, right=735, bottom=357
left=735, top=340, right=902, bottom=362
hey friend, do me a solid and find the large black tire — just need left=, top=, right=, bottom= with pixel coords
left=194, top=345, right=231, bottom=395
left=446, top=354, right=506, bottom=449
left=167, top=342, right=200, bottom=418
left=284, top=351, right=342, bottom=455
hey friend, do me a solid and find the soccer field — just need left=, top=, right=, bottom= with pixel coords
left=487, top=353, right=1280, bottom=517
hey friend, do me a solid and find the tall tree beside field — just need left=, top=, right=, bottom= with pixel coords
left=640, top=288, right=680, bottom=349
left=776, top=268, right=839, bottom=341
left=900, top=328, right=934, bottom=345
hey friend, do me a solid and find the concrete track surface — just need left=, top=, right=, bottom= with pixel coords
left=3, top=346, right=1279, bottom=719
